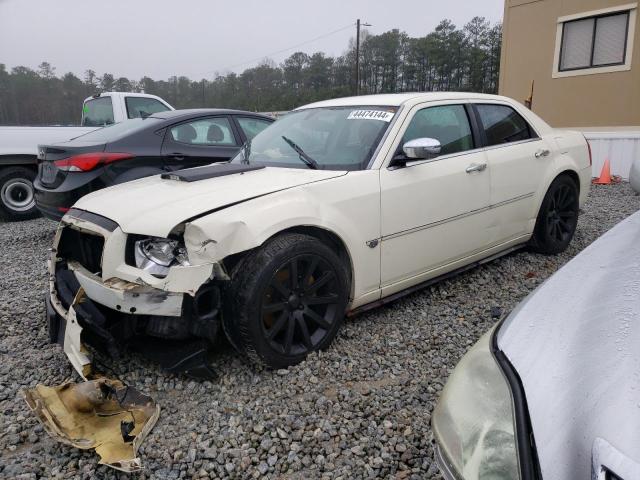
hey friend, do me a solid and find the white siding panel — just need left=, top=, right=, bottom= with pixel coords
left=584, top=132, right=640, bottom=179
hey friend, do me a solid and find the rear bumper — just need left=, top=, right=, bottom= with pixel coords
left=35, top=186, right=86, bottom=221
left=34, top=174, right=98, bottom=221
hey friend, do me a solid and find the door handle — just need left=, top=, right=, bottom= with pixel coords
left=170, top=153, right=185, bottom=161
left=535, top=149, right=551, bottom=158
left=465, top=163, right=487, bottom=174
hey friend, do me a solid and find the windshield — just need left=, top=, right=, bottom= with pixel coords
left=231, top=106, right=397, bottom=170
left=72, top=117, right=161, bottom=142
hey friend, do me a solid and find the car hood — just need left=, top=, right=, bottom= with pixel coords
left=498, top=210, right=640, bottom=479
left=73, top=166, right=347, bottom=237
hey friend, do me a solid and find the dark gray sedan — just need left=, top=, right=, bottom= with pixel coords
left=433, top=189, right=640, bottom=479
left=34, top=109, right=273, bottom=220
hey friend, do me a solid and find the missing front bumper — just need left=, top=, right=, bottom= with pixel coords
left=23, top=378, right=160, bottom=473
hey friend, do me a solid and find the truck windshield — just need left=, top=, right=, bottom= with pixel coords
left=82, top=97, right=115, bottom=127
left=231, top=106, right=398, bottom=171
left=71, top=117, right=161, bottom=141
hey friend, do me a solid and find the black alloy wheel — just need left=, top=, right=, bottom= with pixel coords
left=261, top=254, right=341, bottom=356
left=225, top=233, right=349, bottom=369
left=530, top=175, right=579, bottom=254
left=545, top=182, right=577, bottom=243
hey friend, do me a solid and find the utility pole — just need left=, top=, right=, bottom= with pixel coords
left=355, top=19, right=371, bottom=96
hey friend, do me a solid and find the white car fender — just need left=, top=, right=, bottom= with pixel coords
left=531, top=131, right=591, bottom=221
left=184, top=171, right=382, bottom=304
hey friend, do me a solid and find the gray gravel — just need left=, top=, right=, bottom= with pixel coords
left=1, top=183, right=639, bottom=480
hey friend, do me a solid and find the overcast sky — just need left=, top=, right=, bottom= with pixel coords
left=0, top=0, right=503, bottom=80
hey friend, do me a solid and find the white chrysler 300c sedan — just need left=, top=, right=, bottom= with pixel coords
left=46, top=93, right=591, bottom=377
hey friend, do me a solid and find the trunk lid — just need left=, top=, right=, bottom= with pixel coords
left=37, top=141, right=107, bottom=188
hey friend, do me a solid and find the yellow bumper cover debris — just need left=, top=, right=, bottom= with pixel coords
left=23, top=378, right=160, bottom=473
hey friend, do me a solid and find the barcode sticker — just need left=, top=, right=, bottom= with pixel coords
left=347, top=110, right=394, bottom=122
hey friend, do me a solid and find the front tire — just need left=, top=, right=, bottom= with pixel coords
left=225, top=233, right=350, bottom=369
left=529, top=175, right=579, bottom=254
left=0, top=166, right=39, bottom=221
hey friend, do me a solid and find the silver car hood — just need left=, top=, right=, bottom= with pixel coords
left=72, top=166, right=346, bottom=237
left=498, top=211, right=640, bottom=479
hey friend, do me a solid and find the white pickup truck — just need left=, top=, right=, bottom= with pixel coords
left=0, top=92, right=173, bottom=221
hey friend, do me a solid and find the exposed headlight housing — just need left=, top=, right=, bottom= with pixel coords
left=432, top=328, right=520, bottom=480
left=134, top=237, right=190, bottom=278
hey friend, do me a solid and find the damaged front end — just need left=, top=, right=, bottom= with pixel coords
left=46, top=208, right=227, bottom=379
left=28, top=208, right=227, bottom=471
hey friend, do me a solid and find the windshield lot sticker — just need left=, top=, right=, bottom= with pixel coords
left=348, top=110, right=394, bottom=122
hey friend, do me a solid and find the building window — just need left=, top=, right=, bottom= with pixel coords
left=559, top=11, right=630, bottom=71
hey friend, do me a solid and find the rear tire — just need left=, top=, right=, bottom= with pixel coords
left=0, top=166, right=39, bottom=221
left=224, top=233, right=350, bottom=369
left=529, top=175, right=579, bottom=254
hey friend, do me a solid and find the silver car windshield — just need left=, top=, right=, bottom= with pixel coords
left=231, top=106, right=397, bottom=171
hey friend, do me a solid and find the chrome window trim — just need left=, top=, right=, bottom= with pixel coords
left=386, top=138, right=543, bottom=172
left=483, top=137, right=543, bottom=152
left=384, top=101, right=543, bottom=172
left=467, top=100, right=543, bottom=140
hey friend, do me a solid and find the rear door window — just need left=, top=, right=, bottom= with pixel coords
left=475, top=104, right=534, bottom=146
left=236, top=117, right=273, bottom=140
left=82, top=97, right=115, bottom=126
left=169, top=117, right=237, bottom=146
left=125, top=97, right=171, bottom=119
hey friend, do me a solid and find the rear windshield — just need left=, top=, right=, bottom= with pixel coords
left=72, top=117, right=161, bottom=142
left=82, top=97, right=115, bottom=127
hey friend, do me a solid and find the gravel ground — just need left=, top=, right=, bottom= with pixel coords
left=1, top=183, right=638, bottom=480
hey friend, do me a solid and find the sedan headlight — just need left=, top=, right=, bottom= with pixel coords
left=134, top=237, right=190, bottom=278
left=432, top=328, right=520, bottom=480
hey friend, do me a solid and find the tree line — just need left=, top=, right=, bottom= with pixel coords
left=0, top=17, right=501, bottom=125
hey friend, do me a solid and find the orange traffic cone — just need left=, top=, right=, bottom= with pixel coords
left=593, top=159, right=612, bottom=185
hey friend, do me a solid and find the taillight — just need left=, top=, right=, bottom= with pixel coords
left=54, top=152, right=134, bottom=172
left=585, top=137, right=593, bottom=166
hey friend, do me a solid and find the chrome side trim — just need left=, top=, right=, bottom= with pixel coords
left=382, top=192, right=534, bottom=241
left=482, top=137, right=543, bottom=153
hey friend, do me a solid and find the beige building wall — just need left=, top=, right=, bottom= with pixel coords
left=499, top=0, right=640, bottom=128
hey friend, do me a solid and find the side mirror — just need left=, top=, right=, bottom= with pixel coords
left=403, top=138, right=442, bottom=160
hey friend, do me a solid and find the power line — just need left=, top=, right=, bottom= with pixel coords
left=199, top=23, right=355, bottom=77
